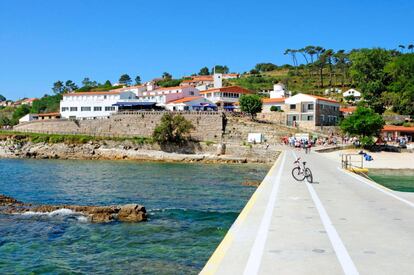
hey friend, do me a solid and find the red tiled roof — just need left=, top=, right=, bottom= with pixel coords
left=199, top=86, right=253, bottom=95
left=262, top=98, right=285, bottom=104
left=23, top=98, right=38, bottom=102
left=168, top=96, right=203, bottom=104
left=308, top=95, right=339, bottom=103
left=63, top=91, right=122, bottom=96
left=382, top=125, right=414, bottom=133
left=37, top=112, right=61, bottom=117
left=153, top=86, right=184, bottom=91
left=340, top=106, right=357, bottom=113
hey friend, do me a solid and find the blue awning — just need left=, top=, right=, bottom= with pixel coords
left=224, top=106, right=236, bottom=109
left=112, top=102, right=156, bottom=107
left=192, top=103, right=216, bottom=108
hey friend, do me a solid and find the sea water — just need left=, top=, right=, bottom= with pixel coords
left=0, top=159, right=268, bottom=274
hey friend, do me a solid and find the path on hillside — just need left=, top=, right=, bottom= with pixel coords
left=201, top=149, right=414, bottom=275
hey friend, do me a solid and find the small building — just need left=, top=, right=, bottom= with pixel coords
left=165, top=96, right=216, bottom=111
left=262, top=98, right=285, bottom=112
left=343, top=89, right=361, bottom=101
left=381, top=125, right=414, bottom=142
left=19, top=113, right=39, bottom=123
left=21, top=98, right=38, bottom=106
left=37, top=112, right=61, bottom=120
left=200, top=86, right=253, bottom=110
left=137, top=86, right=200, bottom=107
left=270, top=83, right=288, bottom=99
left=285, top=93, right=340, bottom=129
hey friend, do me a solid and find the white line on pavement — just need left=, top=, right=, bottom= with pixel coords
left=337, top=167, right=414, bottom=208
left=293, top=151, right=359, bottom=275
left=243, top=152, right=286, bottom=275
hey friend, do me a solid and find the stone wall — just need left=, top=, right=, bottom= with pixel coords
left=225, top=115, right=299, bottom=144
left=14, top=111, right=224, bottom=142
left=14, top=111, right=305, bottom=144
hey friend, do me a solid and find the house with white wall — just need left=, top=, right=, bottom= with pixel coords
left=60, top=91, right=136, bottom=119
left=136, top=86, right=199, bottom=106
left=343, top=89, right=361, bottom=101
left=262, top=98, right=285, bottom=112
left=199, top=86, right=253, bottom=109
left=165, top=96, right=216, bottom=111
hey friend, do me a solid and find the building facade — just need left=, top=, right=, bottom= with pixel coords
left=200, top=86, right=253, bottom=109
left=284, top=93, right=340, bottom=129
left=60, top=91, right=136, bottom=119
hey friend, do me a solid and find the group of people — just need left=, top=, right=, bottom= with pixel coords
left=285, top=136, right=313, bottom=153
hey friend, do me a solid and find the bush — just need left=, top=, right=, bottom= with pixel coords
left=270, top=106, right=278, bottom=112
left=152, top=113, right=194, bottom=144
left=239, top=94, right=263, bottom=118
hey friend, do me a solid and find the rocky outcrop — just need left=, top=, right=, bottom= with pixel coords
left=0, top=194, right=147, bottom=223
left=0, top=138, right=279, bottom=163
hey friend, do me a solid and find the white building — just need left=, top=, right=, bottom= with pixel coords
left=343, top=89, right=361, bottom=101
left=270, top=83, right=288, bottom=98
left=60, top=91, right=136, bottom=119
left=165, top=96, right=216, bottom=111
left=262, top=98, right=285, bottom=112
left=200, top=86, right=253, bottom=109
left=137, top=86, right=200, bottom=106
left=19, top=113, right=39, bottom=123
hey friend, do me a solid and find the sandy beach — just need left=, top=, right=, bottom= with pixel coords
left=318, top=148, right=414, bottom=169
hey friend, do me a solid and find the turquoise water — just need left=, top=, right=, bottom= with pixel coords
left=368, top=171, right=414, bottom=192
left=0, top=159, right=268, bottom=274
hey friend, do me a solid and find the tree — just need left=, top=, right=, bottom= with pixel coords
left=398, top=44, right=406, bottom=53
left=31, top=94, right=62, bottom=114
left=340, top=106, right=384, bottom=145
left=408, top=44, right=414, bottom=53
left=152, top=113, right=194, bottom=144
left=349, top=48, right=392, bottom=114
left=255, top=63, right=278, bottom=72
left=162, top=72, right=172, bottom=80
left=81, top=77, right=97, bottom=88
left=198, top=67, right=210, bottom=75
left=333, top=50, right=350, bottom=87
left=239, top=94, right=263, bottom=118
left=384, top=53, right=414, bottom=115
left=11, top=104, right=31, bottom=125
left=135, top=75, right=141, bottom=85
left=52, top=81, right=65, bottom=94
left=119, top=74, right=132, bottom=86
left=0, top=94, right=6, bottom=101
left=212, top=65, right=229, bottom=74
left=65, top=80, right=78, bottom=92
left=103, top=80, right=112, bottom=87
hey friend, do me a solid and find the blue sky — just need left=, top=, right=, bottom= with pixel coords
left=1, top=0, right=413, bottom=100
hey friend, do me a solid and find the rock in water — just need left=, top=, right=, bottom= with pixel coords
left=118, top=204, right=147, bottom=222
left=0, top=194, right=147, bottom=223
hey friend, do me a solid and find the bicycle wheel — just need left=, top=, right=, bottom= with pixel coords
left=305, top=168, right=313, bottom=183
left=292, top=167, right=305, bottom=181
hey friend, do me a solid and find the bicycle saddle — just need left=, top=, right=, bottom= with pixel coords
left=302, top=161, right=306, bottom=165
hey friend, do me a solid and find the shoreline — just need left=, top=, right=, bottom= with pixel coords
left=0, top=139, right=280, bottom=164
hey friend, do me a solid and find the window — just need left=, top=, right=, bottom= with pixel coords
left=104, top=95, right=107, bottom=99
left=94, top=106, right=102, bottom=111
left=105, top=106, right=116, bottom=111
left=308, top=104, right=314, bottom=110
left=70, top=107, right=78, bottom=112
left=61, top=107, right=69, bottom=112
left=307, top=115, right=313, bottom=121
left=81, top=107, right=91, bottom=111
left=290, top=104, right=296, bottom=110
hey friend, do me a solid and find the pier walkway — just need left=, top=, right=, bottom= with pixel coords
left=201, top=149, right=414, bottom=275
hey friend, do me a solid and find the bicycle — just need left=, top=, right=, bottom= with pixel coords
left=291, top=157, right=313, bottom=183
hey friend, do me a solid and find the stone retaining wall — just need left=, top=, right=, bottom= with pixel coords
left=14, top=112, right=224, bottom=142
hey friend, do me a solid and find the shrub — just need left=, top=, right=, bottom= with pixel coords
left=270, top=106, right=278, bottom=112
left=152, top=113, right=194, bottom=144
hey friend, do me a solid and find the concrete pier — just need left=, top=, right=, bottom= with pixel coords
left=201, top=150, right=414, bottom=275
